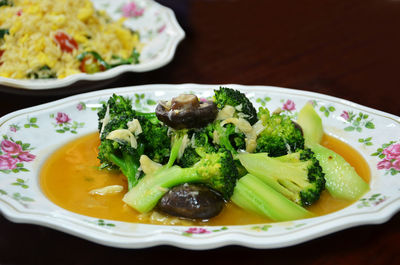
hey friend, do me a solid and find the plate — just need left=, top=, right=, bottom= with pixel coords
left=0, top=0, right=185, bottom=92
left=0, top=84, right=399, bottom=249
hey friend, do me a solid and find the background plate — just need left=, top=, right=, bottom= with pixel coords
left=0, top=0, right=185, bottom=92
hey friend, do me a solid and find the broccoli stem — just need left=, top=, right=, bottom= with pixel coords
left=231, top=174, right=312, bottom=221
left=166, top=136, right=184, bottom=168
left=123, top=166, right=201, bottom=213
left=237, top=153, right=311, bottom=202
left=214, top=122, right=236, bottom=153
left=109, top=152, right=140, bottom=190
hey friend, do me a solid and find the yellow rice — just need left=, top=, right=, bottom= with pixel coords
left=0, top=0, right=141, bottom=79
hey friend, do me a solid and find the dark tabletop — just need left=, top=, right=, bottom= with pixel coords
left=1, top=0, right=399, bottom=264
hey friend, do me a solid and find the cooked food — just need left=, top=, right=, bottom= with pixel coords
left=0, top=0, right=141, bottom=79
left=89, top=87, right=370, bottom=222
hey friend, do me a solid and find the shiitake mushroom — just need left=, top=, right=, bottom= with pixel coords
left=155, top=94, right=218, bottom=129
left=157, top=183, right=225, bottom=220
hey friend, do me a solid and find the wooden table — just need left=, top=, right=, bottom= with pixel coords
left=1, top=0, right=399, bottom=264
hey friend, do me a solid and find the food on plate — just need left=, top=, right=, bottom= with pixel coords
left=0, top=0, right=141, bottom=79
left=40, top=87, right=370, bottom=225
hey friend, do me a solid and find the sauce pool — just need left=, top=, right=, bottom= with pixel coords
left=40, top=133, right=370, bottom=225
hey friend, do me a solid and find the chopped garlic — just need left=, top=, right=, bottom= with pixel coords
left=89, top=185, right=123, bottom=195
left=252, top=120, right=266, bottom=136
left=127, top=119, right=142, bottom=136
left=177, top=134, right=190, bottom=159
left=106, top=129, right=137, bottom=149
left=216, top=105, right=236, bottom=120
left=99, top=104, right=110, bottom=137
left=139, top=155, right=162, bottom=175
left=220, top=117, right=258, bottom=153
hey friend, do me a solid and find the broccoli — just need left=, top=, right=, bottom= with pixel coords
left=98, top=94, right=135, bottom=131
left=98, top=115, right=145, bottom=190
left=237, top=148, right=325, bottom=206
left=256, top=112, right=304, bottom=157
left=177, top=126, right=217, bottom=167
left=214, top=87, right=258, bottom=125
left=213, top=121, right=246, bottom=153
left=123, top=149, right=239, bottom=213
left=97, top=95, right=170, bottom=189
left=137, top=115, right=170, bottom=164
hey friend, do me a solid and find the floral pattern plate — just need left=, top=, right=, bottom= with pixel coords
left=0, top=0, right=185, bottom=91
left=0, top=84, right=399, bottom=249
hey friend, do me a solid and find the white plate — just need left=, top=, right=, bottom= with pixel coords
left=0, top=0, right=185, bottom=91
left=0, top=84, right=399, bottom=249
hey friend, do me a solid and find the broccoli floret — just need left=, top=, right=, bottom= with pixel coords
left=98, top=95, right=171, bottom=188
left=137, top=115, right=170, bottom=164
left=237, top=149, right=325, bottom=206
left=98, top=94, right=135, bottom=131
left=213, top=121, right=246, bottom=153
left=123, top=149, right=239, bottom=213
left=214, top=87, right=258, bottom=125
left=97, top=94, right=158, bottom=131
left=177, top=126, right=217, bottom=167
left=98, top=115, right=145, bottom=189
left=256, top=113, right=304, bottom=157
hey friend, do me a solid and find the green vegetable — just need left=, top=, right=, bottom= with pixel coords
left=214, top=87, right=258, bottom=124
left=77, top=51, right=110, bottom=69
left=0, top=29, right=9, bottom=39
left=297, top=103, right=323, bottom=146
left=231, top=174, right=312, bottom=221
left=0, top=0, right=13, bottom=7
left=178, top=126, right=217, bottom=167
left=97, top=95, right=170, bottom=189
left=26, top=66, right=57, bottom=79
left=310, top=144, right=369, bottom=200
left=237, top=149, right=325, bottom=206
left=123, top=149, right=239, bottom=213
left=296, top=103, right=369, bottom=200
left=256, top=112, right=304, bottom=157
left=109, top=48, right=140, bottom=67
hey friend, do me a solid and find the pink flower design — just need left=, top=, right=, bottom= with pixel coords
left=382, top=143, right=400, bottom=160
left=0, top=154, right=19, bottom=170
left=157, top=24, right=166, bottom=33
left=76, top=103, right=84, bottom=111
left=122, top=2, right=144, bottom=18
left=185, top=227, right=210, bottom=234
left=392, top=159, right=400, bottom=171
left=282, top=100, right=296, bottom=111
left=340, top=111, right=350, bottom=121
left=9, top=125, right=17, bottom=133
left=308, top=100, right=317, bottom=107
left=377, top=159, right=392, bottom=170
left=1, top=139, right=22, bottom=155
left=18, top=151, right=36, bottom=162
left=55, top=112, right=71, bottom=124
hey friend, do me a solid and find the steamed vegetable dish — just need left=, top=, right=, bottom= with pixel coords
left=0, top=0, right=141, bottom=79
left=41, top=87, right=370, bottom=225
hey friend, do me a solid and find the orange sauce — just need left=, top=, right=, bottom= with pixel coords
left=40, top=132, right=370, bottom=225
